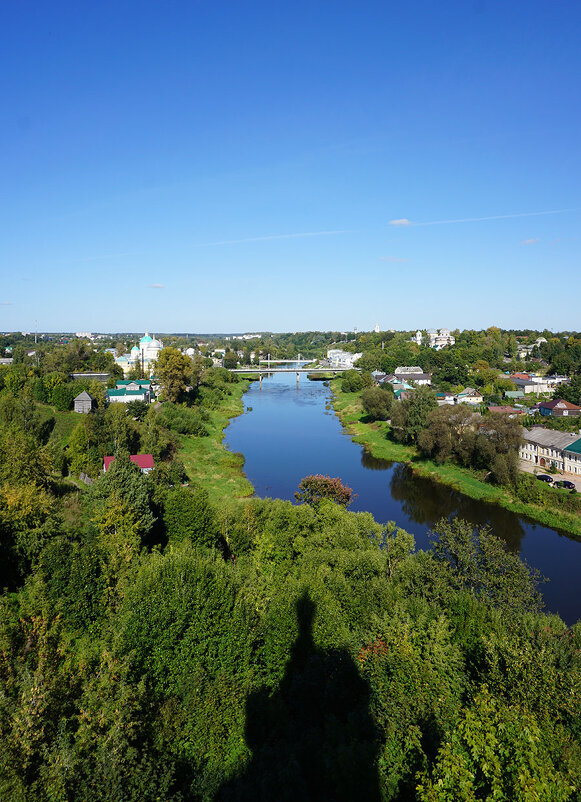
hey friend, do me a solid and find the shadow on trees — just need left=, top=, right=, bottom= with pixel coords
left=218, top=593, right=380, bottom=802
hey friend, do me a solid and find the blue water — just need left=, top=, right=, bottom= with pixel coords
left=225, top=372, right=581, bottom=624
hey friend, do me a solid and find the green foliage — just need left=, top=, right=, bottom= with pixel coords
left=163, top=485, right=220, bottom=549
left=361, top=386, right=393, bottom=420
left=157, top=402, right=210, bottom=435
left=156, top=347, right=192, bottom=403
left=50, top=381, right=79, bottom=411
left=341, top=369, right=373, bottom=393
left=417, top=686, right=576, bottom=801
left=90, top=452, right=156, bottom=545
left=392, top=386, right=438, bottom=444
left=125, top=399, right=150, bottom=420
left=429, top=517, right=543, bottom=614
left=417, top=407, right=521, bottom=485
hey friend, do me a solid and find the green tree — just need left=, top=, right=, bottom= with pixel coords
left=341, top=370, right=373, bottom=393
left=223, top=351, right=239, bottom=369
left=155, top=348, right=192, bottom=402
left=361, top=386, right=393, bottom=421
left=429, top=517, right=543, bottom=614
left=163, top=486, right=219, bottom=549
left=417, top=686, right=575, bottom=801
left=392, top=386, right=437, bottom=444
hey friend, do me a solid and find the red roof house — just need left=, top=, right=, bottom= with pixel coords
left=103, top=454, right=155, bottom=473
left=538, top=399, right=581, bottom=418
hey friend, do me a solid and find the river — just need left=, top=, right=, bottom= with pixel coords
left=224, top=371, right=581, bottom=624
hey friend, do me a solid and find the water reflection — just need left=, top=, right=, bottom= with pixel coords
left=388, top=464, right=527, bottom=552
left=360, top=450, right=393, bottom=471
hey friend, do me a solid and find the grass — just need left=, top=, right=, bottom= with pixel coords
left=36, top=403, right=80, bottom=449
left=331, top=380, right=581, bottom=538
left=178, top=381, right=254, bottom=507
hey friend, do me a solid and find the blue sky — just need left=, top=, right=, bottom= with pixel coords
left=0, top=0, right=579, bottom=333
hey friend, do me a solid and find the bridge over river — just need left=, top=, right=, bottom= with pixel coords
left=229, top=362, right=360, bottom=386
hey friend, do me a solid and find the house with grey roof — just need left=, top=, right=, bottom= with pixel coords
left=394, top=367, right=432, bottom=385
left=520, top=427, right=581, bottom=473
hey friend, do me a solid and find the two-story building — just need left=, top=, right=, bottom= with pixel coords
left=520, top=427, right=581, bottom=473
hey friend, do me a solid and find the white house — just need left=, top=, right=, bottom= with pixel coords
left=326, top=349, right=363, bottom=368
left=394, top=366, right=432, bottom=385
left=429, top=328, right=455, bottom=350
left=457, top=387, right=483, bottom=405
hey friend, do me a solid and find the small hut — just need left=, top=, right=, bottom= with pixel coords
left=74, top=391, right=94, bottom=414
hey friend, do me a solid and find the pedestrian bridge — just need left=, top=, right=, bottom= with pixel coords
left=228, top=364, right=360, bottom=386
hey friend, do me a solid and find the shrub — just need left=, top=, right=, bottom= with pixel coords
left=157, top=403, right=209, bottom=436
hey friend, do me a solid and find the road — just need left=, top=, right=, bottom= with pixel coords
left=519, top=459, right=581, bottom=491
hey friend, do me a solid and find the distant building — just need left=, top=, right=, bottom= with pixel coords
left=517, top=337, right=547, bottom=360
left=70, top=372, right=110, bottom=383
left=423, top=329, right=455, bottom=350
left=103, top=454, right=155, bottom=474
left=436, top=392, right=456, bottom=406
left=115, top=332, right=163, bottom=376
left=73, top=391, right=94, bottom=414
left=326, top=349, right=363, bottom=368
left=394, top=366, right=432, bottom=385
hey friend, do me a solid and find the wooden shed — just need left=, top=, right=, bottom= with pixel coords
left=74, top=391, right=94, bottom=414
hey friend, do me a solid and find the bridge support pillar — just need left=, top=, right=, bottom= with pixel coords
left=296, top=371, right=300, bottom=388
left=259, top=374, right=262, bottom=389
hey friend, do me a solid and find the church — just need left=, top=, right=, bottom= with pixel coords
left=115, top=332, right=163, bottom=376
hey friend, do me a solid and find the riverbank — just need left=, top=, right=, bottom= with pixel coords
left=331, top=381, right=581, bottom=538
left=178, top=380, right=254, bottom=506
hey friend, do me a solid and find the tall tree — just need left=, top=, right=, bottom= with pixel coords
left=155, top=348, right=192, bottom=403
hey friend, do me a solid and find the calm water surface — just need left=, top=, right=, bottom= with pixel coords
left=225, top=372, right=581, bottom=624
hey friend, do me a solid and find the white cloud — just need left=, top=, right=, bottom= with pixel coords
left=388, top=218, right=412, bottom=227
left=379, top=256, right=409, bottom=263
left=520, top=238, right=540, bottom=245
left=148, top=283, right=164, bottom=289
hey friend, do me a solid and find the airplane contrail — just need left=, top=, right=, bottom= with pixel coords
left=389, top=208, right=575, bottom=227
left=193, top=230, right=356, bottom=246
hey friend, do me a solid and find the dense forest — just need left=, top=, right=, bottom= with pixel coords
left=0, top=333, right=580, bottom=800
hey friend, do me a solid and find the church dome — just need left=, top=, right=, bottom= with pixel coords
left=131, top=345, right=140, bottom=353
left=140, top=333, right=152, bottom=344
